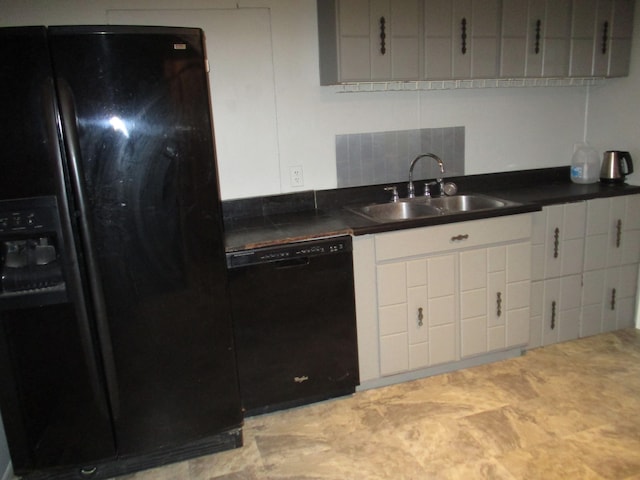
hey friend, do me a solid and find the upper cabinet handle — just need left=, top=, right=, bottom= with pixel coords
left=380, top=16, right=386, bottom=55
left=534, top=19, right=542, bottom=54
left=602, top=21, right=609, bottom=54
left=461, top=18, right=467, bottom=54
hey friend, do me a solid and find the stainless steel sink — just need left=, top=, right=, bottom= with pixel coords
left=427, top=194, right=507, bottom=211
left=345, top=194, right=516, bottom=223
left=352, top=201, right=444, bottom=222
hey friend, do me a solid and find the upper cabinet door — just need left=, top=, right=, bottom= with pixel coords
left=607, top=0, right=635, bottom=76
left=318, top=0, right=421, bottom=84
left=500, top=0, right=571, bottom=77
left=540, top=0, right=572, bottom=76
left=570, top=0, right=611, bottom=77
left=425, top=0, right=500, bottom=79
left=337, top=0, right=374, bottom=82
left=388, top=0, right=423, bottom=80
left=500, top=0, right=530, bottom=77
left=569, top=0, right=635, bottom=78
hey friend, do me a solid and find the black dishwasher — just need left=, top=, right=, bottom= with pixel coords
left=226, top=236, right=359, bottom=416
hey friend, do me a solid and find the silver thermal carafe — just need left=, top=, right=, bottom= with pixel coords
left=600, top=150, right=634, bottom=183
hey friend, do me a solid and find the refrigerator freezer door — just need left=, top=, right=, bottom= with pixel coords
left=49, top=26, right=242, bottom=456
left=0, top=27, right=117, bottom=472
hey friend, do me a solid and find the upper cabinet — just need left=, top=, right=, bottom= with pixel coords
left=318, top=0, right=422, bottom=84
left=318, top=0, right=634, bottom=84
left=424, top=0, right=500, bottom=79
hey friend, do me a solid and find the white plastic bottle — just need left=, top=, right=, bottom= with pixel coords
left=570, top=143, right=600, bottom=184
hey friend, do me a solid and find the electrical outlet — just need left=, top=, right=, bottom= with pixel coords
left=289, top=166, right=304, bottom=187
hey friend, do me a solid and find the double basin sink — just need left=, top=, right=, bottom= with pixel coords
left=346, top=194, right=519, bottom=223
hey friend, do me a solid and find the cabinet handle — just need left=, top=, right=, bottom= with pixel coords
left=553, top=227, right=560, bottom=258
left=616, top=219, right=622, bottom=248
left=534, top=19, right=541, bottom=54
left=602, top=21, right=609, bottom=54
left=417, top=307, right=424, bottom=327
left=379, top=16, right=386, bottom=55
left=461, top=18, right=467, bottom=54
left=496, top=292, right=502, bottom=317
left=551, top=300, right=556, bottom=330
left=610, top=288, right=616, bottom=310
left=451, top=234, right=469, bottom=242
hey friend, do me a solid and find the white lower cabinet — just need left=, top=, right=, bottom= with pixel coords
left=529, top=194, right=640, bottom=349
left=460, top=243, right=531, bottom=358
left=377, top=254, right=457, bottom=375
left=582, top=264, right=639, bottom=336
left=355, top=194, right=640, bottom=386
left=375, top=214, right=532, bottom=377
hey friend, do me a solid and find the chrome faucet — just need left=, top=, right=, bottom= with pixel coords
left=408, top=153, right=445, bottom=198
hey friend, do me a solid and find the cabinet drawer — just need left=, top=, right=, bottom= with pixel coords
left=375, top=214, right=532, bottom=261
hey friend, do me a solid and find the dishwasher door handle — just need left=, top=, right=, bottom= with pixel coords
left=273, top=257, right=311, bottom=269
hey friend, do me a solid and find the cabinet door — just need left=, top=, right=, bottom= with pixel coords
left=541, top=0, right=572, bottom=76
left=582, top=264, right=638, bottom=335
left=460, top=248, right=488, bottom=357
left=427, top=254, right=457, bottom=365
left=461, top=242, right=531, bottom=357
left=544, top=202, right=586, bottom=278
left=584, top=195, right=640, bottom=270
left=504, top=0, right=572, bottom=77
left=337, top=0, right=373, bottom=82
left=389, top=0, right=422, bottom=80
left=569, top=0, right=603, bottom=77
left=377, top=253, right=457, bottom=375
left=505, top=242, right=532, bottom=347
left=424, top=0, right=454, bottom=79
left=608, top=0, right=635, bottom=76
left=591, top=0, right=614, bottom=76
left=500, top=0, right=530, bottom=77
left=584, top=197, right=611, bottom=271
left=529, top=280, right=544, bottom=348
left=424, top=0, right=499, bottom=79
left=377, top=262, right=409, bottom=375
left=570, top=0, right=634, bottom=77
left=407, top=259, right=429, bottom=370
left=542, top=274, right=581, bottom=345
left=581, top=268, right=607, bottom=336
left=331, top=0, right=421, bottom=83
left=468, top=0, right=501, bottom=78
left=530, top=208, right=547, bottom=281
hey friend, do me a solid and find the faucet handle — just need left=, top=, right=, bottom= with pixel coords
left=443, top=182, right=458, bottom=196
left=384, top=186, right=399, bottom=202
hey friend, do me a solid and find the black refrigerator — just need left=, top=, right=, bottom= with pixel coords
left=0, top=25, right=242, bottom=479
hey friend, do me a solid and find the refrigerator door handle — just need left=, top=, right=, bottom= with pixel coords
left=41, top=77, right=115, bottom=420
left=56, top=78, right=121, bottom=418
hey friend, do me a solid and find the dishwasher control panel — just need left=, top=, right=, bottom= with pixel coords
left=226, top=236, right=352, bottom=268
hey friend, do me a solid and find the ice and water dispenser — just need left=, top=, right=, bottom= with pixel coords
left=0, top=196, right=67, bottom=308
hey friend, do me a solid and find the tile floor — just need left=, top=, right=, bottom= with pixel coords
left=118, top=329, right=640, bottom=480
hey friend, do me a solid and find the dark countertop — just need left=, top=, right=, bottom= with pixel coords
left=223, top=167, right=640, bottom=252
